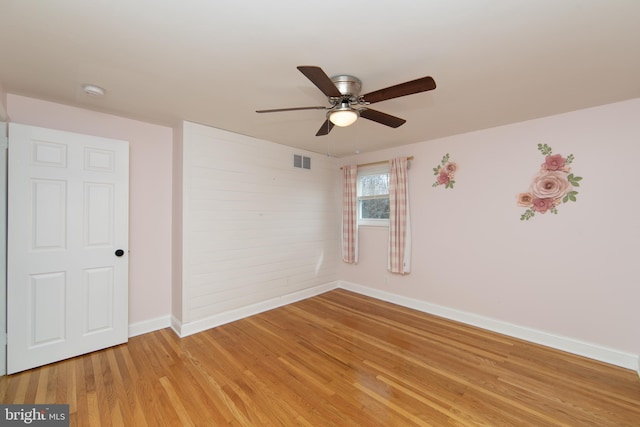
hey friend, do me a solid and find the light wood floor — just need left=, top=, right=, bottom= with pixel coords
left=2, top=289, right=639, bottom=426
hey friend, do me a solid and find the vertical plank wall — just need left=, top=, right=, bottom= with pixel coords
left=176, top=121, right=341, bottom=335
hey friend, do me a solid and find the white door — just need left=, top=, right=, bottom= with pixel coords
left=7, top=123, right=129, bottom=374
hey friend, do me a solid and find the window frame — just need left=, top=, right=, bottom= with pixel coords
left=357, top=163, right=390, bottom=227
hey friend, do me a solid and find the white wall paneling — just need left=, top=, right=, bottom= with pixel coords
left=175, top=122, right=341, bottom=335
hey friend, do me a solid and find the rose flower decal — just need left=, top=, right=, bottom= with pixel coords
left=518, top=144, right=582, bottom=220
left=432, top=153, right=457, bottom=189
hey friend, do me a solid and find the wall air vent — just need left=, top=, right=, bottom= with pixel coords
left=293, top=154, right=311, bottom=170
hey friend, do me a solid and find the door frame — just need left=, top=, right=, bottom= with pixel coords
left=1, top=105, right=8, bottom=376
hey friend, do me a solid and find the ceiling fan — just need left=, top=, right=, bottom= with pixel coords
left=256, top=66, right=437, bottom=136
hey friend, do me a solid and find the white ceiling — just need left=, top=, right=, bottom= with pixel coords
left=1, top=1, right=639, bottom=157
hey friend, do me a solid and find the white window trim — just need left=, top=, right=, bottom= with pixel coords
left=357, top=163, right=390, bottom=227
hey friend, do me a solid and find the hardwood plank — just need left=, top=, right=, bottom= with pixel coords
left=90, top=352, right=113, bottom=426
left=1, top=289, right=639, bottom=426
left=7, top=370, right=29, bottom=404
left=159, top=376, right=195, bottom=427
left=73, top=350, right=88, bottom=423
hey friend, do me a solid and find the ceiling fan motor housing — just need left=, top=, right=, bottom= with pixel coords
left=330, top=75, right=362, bottom=102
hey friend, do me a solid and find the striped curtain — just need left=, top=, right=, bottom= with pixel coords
left=341, top=165, right=358, bottom=264
left=388, top=157, right=411, bottom=274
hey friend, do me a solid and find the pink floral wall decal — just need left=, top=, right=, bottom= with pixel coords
left=432, top=153, right=457, bottom=189
left=518, top=144, right=583, bottom=220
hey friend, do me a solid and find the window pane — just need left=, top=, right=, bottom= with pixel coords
left=359, top=174, right=389, bottom=197
left=361, top=198, right=389, bottom=219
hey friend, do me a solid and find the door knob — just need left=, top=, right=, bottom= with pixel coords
left=115, top=249, right=125, bottom=257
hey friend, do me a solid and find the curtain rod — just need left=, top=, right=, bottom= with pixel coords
left=340, top=156, right=413, bottom=169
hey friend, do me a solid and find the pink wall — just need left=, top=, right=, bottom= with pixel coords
left=6, top=94, right=173, bottom=326
left=6, top=92, right=639, bottom=363
left=339, top=98, right=640, bottom=357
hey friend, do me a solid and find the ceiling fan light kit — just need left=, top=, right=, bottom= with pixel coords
left=327, top=76, right=361, bottom=127
left=256, top=65, right=436, bottom=136
left=329, top=106, right=359, bottom=127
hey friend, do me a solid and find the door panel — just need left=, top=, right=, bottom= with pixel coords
left=30, top=272, right=66, bottom=345
left=84, top=182, right=114, bottom=247
left=32, top=179, right=67, bottom=250
left=84, top=267, right=114, bottom=333
left=7, top=123, right=129, bottom=374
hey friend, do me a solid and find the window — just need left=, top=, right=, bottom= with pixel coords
left=357, top=164, right=389, bottom=226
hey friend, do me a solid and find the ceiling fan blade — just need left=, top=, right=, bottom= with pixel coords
left=315, top=119, right=335, bottom=136
left=256, top=106, right=326, bottom=113
left=362, top=76, right=436, bottom=104
left=297, top=66, right=342, bottom=98
left=359, top=108, right=406, bottom=128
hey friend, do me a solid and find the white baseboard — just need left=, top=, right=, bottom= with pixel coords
left=173, top=282, right=339, bottom=338
left=170, top=315, right=182, bottom=337
left=128, top=315, right=172, bottom=338
left=124, top=281, right=639, bottom=376
left=339, top=281, right=640, bottom=372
